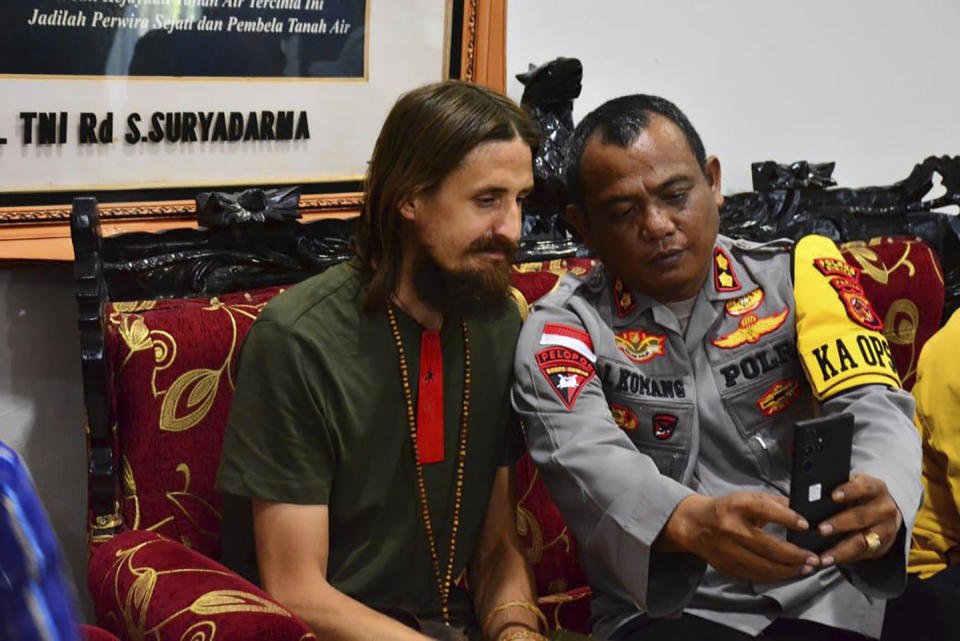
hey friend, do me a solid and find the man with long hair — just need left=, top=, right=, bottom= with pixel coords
left=217, top=81, right=546, bottom=641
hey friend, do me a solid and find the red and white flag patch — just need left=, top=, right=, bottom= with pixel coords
left=539, top=323, right=596, bottom=362
left=536, top=346, right=596, bottom=410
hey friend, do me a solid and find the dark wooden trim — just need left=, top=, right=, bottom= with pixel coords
left=70, top=197, right=121, bottom=540
left=1, top=192, right=365, bottom=225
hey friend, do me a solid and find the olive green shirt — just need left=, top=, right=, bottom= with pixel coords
left=216, top=260, right=523, bottom=625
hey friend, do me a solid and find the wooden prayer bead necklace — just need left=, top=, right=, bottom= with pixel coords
left=386, top=305, right=470, bottom=625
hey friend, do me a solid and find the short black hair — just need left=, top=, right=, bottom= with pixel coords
left=564, top=94, right=707, bottom=209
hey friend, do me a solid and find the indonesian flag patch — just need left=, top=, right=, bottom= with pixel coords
left=536, top=346, right=596, bottom=410
left=539, top=323, right=596, bottom=362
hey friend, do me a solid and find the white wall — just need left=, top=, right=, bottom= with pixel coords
left=507, top=0, right=960, bottom=194
left=0, top=263, right=92, bottom=620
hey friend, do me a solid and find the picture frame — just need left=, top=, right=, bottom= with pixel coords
left=0, top=0, right=506, bottom=259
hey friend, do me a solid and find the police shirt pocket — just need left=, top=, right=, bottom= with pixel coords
left=609, top=400, right=694, bottom=481
left=642, top=445, right=685, bottom=481
left=719, top=361, right=810, bottom=492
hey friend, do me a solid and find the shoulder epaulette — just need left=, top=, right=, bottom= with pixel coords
left=729, top=237, right=793, bottom=257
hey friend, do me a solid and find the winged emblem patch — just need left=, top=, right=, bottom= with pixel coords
left=711, top=307, right=790, bottom=349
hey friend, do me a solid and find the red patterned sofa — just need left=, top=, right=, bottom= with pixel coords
left=72, top=187, right=944, bottom=641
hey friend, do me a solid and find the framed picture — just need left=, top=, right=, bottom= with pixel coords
left=0, top=0, right=506, bottom=259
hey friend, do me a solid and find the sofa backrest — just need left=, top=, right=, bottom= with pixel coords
left=99, top=239, right=943, bottom=597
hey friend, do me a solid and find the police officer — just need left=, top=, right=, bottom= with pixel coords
left=511, top=95, right=921, bottom=641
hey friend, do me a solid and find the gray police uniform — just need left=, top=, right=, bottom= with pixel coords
left=511, top=234, right=921, bottom=639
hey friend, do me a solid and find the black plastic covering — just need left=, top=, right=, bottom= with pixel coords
left=512, top=56, right=959, bottom=321
left=196, top=185, right=301, bottom=227
left=721, top=156, right=960, bottom=323
left=93, top=186, right=355, bottom=300
left=516, top=57, right=591, bottom=262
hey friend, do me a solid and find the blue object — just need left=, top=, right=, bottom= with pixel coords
left=0, top=443, right=80, bottom=641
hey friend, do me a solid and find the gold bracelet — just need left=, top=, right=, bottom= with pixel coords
left=483, top=600, right=549, bottom=633
left=500, top=630, right=549, bottom=641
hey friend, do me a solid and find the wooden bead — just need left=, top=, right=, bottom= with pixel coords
left=387, top=307, right=471, bottom=624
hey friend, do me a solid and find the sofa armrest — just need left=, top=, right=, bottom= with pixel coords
left=81, top=624, right=122, bottom=641
left=88, top=530, right=315, bottom=641
left=538, top=586, right=592, bottom=635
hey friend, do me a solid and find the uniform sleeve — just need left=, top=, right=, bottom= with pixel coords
left=792, top=235, right=921, bottom=597
left=500, top=410, right=525, bottom=467
left=907, top=311, right=960, bottom=575
left=821, top=384, right=920, bottom=598
left=511, top=303, right=703, bottom=617
left=216, top=318, right=337, bottom=505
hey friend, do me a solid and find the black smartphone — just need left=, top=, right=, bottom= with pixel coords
left=787, top=413, right=854, bottom=553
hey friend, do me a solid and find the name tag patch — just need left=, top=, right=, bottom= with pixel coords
left=612, top=365, right=686, bottom=399
left=719, top=340, right=796, bottom=388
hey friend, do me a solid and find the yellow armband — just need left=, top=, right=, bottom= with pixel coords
left=793, top=235, right=900, bottom=401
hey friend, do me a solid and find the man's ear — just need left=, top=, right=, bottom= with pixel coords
left=565, top=203, right=590, bottom=241
left=398, top=191, right=421, bottom=222
left=705, top=155, right=724, bottom=208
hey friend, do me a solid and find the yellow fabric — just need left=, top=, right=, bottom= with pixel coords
left=793, top=235, right=901, bottom=401
left=909, top=310, right=960, bottom=578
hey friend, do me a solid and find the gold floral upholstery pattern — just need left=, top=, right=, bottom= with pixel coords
left=839, top=237, right=944, bottom=390
left=113, top=296, right=270, bottom=435
left=510, top=259, right=598, bottom=633
left=93, top=241, right=942, bottom=638
left=103, top=286, right=286, bottom=558
left=89, top=530, right=315, bottom=641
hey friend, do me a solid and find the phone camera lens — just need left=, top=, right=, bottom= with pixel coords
left=802, top=459, right=814, bottom=472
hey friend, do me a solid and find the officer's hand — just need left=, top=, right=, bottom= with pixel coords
left=816, top=473, right=902, bottom=567
left=659, top=492, right=819, bottom=582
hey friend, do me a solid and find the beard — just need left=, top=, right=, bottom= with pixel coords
left=410, top=235, right=518, bottom=320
